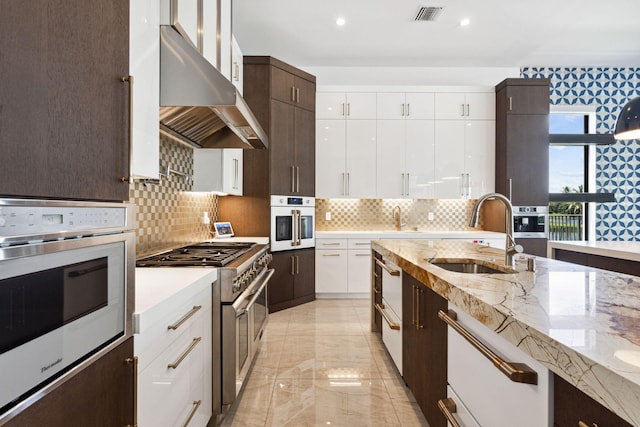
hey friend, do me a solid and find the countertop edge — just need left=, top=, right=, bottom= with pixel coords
left=548, top=240, right=640, bottom=262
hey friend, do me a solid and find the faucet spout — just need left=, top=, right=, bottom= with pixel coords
left=392, top=205, right=406, bottom=231
left=469, top=193, right=523, bottom=267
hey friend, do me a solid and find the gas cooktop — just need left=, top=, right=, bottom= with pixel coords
left=136, top=242, right=257, bottom=267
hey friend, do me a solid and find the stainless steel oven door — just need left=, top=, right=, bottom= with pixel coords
left=248, top=268, right=274, bottom=354
left=0, top=232, right=132, bottom=413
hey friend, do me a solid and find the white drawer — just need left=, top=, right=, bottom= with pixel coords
left=316, top=238, right=348, bottom=249
left=445, top=302, right=552, bottom=427
left=347, top=238, right=372, bottom=249
left=380, top=258, right=402, bottom=317
left=315, top=249, right=348, bottom=293
left=138, top=317, right=207, bottom=426
left=135, top=284, right=211, bottom=372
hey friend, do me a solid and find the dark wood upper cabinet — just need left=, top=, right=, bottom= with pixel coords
left=0, top=0, right=130, bottom=201
left=495, top=78, right=550, bottom=207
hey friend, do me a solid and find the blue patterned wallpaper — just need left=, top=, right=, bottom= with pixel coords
left=521, top=67, right=640, bottom=240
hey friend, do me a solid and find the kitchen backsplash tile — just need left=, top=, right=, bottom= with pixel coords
left=130, top=135, right=218, bottom=257
left=316, top=198, right=482, bottom=231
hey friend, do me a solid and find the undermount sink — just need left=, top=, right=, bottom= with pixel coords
left=427, top=258, right=517, bottom=274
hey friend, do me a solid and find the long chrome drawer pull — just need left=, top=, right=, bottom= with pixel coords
left=438, top=309, right=538, bottom=385
left=168, top=305, right=202, bottom=330
left=168, top=337, right=202, bottom=369
left=375, top=258, right=400, bottom=276
left=355, top=253, right=370, bottom=257
left=322, top=242, right=341, bottom=246
left=437, top=398, right=461, bottom=427
left=183, top=400, right=202, bottom=427
left=322, top=253, right=341, bottom=257
left=375, top=303, right=400, bottom=330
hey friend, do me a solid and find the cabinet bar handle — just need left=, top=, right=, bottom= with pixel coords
left=355, top=253, right=370, bottom=257
left=168, top=337, right=202, bottom=369
left=124, top=356, right=138, bottom=427
left=437, top=398, right=461, bottom=427
left=346, top=172, right=350, bottom=196
left=577, top=422, right=597, bottom=427
left=508, top=96, right=513, bottom=111
left=508, top=178, right=513, bottom=201
left=291, top=256, right=295, bottom=275
left=460, top=104, right=465, bottom=116
left=406, top=173, right=410, bottom=196
left=347, top=103, right=351, bottom=116
left=354, top=242, right=370, bottom=245
left=167, top=305, right=202, bottom=330
left=233, top=62, right=240, bottom=81
left=373, top=287, right=381, bottom=294
left=413, top=286, right=418, bottom=327
left=120, top=75, right=133, bottom=183
left=465, top=103, right=470, bottom=116
left=295, top=255, right=299, bottom=275
left=406, top=103, right=410, bottom=117
left=417, top=288, right=424, bottom=330
left=401, top=103, right=405, bottom=116
left=183, top=400, right=202, bottom=427
left=341, top=103, right=345, bottom=116
left=291, top=86, right=295, bottom=102
left=296, top=87, right=300, bottom=103
left=322, top=253, right=341, bottom=257
left=291, top=166, right=295, bottom=193
left=375, top=258, right=400, bottom=276
left=296, top=166, right=300, bottom=192
left=375, top=303, right=400, bottom=330
left=438, top=309, right=538, bottom=384
left=322, top=242, right=341, bottom=246
left=401, top=173, right=405, bottom=195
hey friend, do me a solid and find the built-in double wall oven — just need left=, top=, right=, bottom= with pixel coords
left=0, top=199, right=135, bottom=420
left=270, top=196, right=315, bottom=252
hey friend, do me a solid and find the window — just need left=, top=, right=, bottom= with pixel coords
left=548, top=107, right=598, bottom=241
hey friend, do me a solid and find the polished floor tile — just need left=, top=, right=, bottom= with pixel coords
left=220, top=299, right=429, bottom=427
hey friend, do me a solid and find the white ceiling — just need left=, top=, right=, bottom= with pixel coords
left=233, top=0, right=640, bottom=68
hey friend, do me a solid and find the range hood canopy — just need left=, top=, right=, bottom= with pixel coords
left=159, top=26, right=268, bottom=150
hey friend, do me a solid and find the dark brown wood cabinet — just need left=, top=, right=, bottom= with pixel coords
left=402, top=273, right=447, bottom=427
left=553, top=249, right=640, bottom=276
left=495, top=78, right=550, bottom=207
left=268, top=248, right=315, bottom=313
left=0, top=0, right=130, bottom=201
left=554, top=374, right=632, bottom=427
left=4, top=338, right=135, bottom=426
left=243, top=56, right=316, bottom=197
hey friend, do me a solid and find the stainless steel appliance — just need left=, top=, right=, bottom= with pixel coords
left=270, top=196, right=315, bottom=252
left=0, top=199, right=135, bottom=418
left=513, top=206, right=548, bottom=238
left=136, top=241, right=273, bottom=413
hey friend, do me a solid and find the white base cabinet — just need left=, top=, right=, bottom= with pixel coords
left=444, top=302, right=552, bottom=427
left=315, top=238, right=372, bottom=297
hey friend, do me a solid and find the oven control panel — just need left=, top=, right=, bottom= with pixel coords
left=232, top=251, right=272, bottom=293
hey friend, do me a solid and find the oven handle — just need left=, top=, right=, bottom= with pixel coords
left=235, top=268, right=275, bottom=318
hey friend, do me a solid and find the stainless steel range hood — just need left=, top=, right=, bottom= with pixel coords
left=159, top=25, right=268, bottom=149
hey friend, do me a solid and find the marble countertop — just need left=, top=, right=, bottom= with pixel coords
left=548, top=240, right=640, bottom=262
left=372, top=239, right=640, bottom=425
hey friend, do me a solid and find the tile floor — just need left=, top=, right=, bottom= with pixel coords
left=220, top=299, right=429, bottom=426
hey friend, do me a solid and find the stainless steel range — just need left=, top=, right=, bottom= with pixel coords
left=136, top=241, right=273, bottom=415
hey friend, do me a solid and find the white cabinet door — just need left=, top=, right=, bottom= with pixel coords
left=175, top=0, right=200, bottom=50
left=464, top=92, right=495, bottom=120
left=219, top=0, right=232, bottom=80
left=435, top=93, right=467, bottom=120
left=405, top=120, right=436, bottom=198
left=345, top=93, right=377, bottom=119
left=315, top=250, right=348, bottom=293
left=192, top=149, right=242, bottom=195
left=377, top=93, right=406, bottom=119
left=316, top=120, right=346, bottom=198
left=202, top=0, right=218, bottom=68
left=434, top=120, right=465, bottom=198
left=130, top=0, right=160, bottom=179
left=347, top=250, right=371, bottom=293
left=316, top=93, right=347, bottom=119
left=345, top=120, right=377, bottom=198
left=376, top=120, right=405, bottom=198
left=405, top=92, right=435, bottom=119
left=464, top=120, right=495, bottom=198
left=230, top=35, right=243, bottom=93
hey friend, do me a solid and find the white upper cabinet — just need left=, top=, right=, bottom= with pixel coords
left=316, top=92, right=377, bottom=119
left=435, top=92, right=495, bottom=120
left=202, top=0, right=218, bottom=68
left=219, top=0, right=232, bottom=80
left=230, top=35, right=243, bottom=93
left=377, top=92, right=435, bottom=120
left=130, top=0, right=160, bottom=179
left=192, top=149, right=243, bottom=195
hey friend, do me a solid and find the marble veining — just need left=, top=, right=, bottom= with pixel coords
left=372, top=239, right=640, bottom=425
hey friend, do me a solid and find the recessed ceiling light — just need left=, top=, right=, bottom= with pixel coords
left=459, top=18, right=470, bottom=27
left=336, top=17, right=346, bottom=26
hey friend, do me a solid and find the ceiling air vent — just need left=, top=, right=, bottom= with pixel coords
left=415, top=6, right=443, bottom=21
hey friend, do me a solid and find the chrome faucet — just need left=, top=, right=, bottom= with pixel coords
left=469, top=193, right=523, bottom=267
left=392, top=205, right=406, bottom=231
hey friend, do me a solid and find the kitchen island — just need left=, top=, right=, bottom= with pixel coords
left=549, top=240, right=640, bottom=276
left=373, top=239, right=640, bottom=426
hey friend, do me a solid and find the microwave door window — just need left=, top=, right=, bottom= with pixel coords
left=275, top=216, right=293, bottom=242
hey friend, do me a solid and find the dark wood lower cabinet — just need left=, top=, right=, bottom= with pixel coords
left=402, top=273, right=447, bottom=427
left=519, top=237, right=548, bottom=258
left=268, top=248, right=315, bottom=313
left=554, top=374, right=632, bottom=427
left=4, top=338, right=134, bottom=426
left=554, top=249, right=640, bottom=277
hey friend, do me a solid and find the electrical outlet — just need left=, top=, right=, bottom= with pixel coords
left=325, top=211, right=332, bottom=221
left=203, top=212, right=210, bottom=224
left=428, top=212, right=434, bottom=221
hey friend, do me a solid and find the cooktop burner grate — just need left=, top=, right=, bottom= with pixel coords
left=136, top=242, right=257, bottom=267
